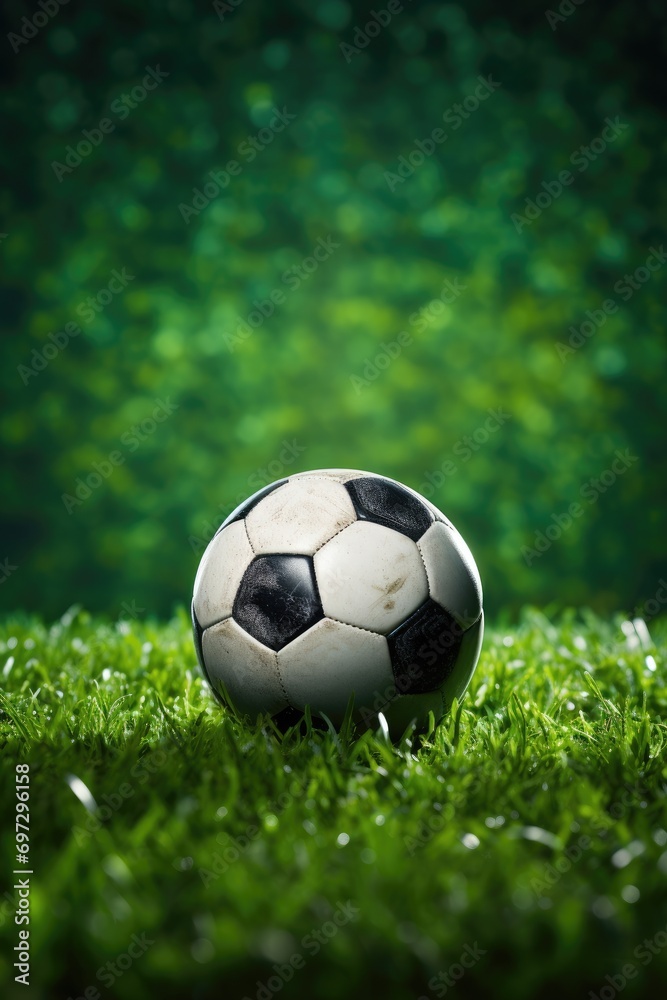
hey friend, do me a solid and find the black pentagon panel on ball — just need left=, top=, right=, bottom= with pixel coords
left=233, top=554, right=323, bottom=651
left=345, top=476, right=433, bottom=541
left=387, top=598, right=465, bottom=695
left=215, top=479, right=289, bottom=535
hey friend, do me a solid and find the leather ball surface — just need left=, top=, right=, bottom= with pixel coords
left=192, top=469, right=483, bottom=734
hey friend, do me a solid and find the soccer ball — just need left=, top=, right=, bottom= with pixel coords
left=191, top=469, right=483, bottom=734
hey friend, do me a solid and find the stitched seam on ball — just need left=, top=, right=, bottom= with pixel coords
left=416, top=539, right=433, bottom=596
left=311, top=519, right=356, bottom=556
left=288, top=479, right=358, bottom=538
left=289, top=474, right=348, bottom=483
left=417, top=534, right=481, bottom=629
left=309, top=556, right=324, bottom=610
left=439, top=527, right=483, bottom=614
left=243, top=517, right=255, bottom=555
left=200, top=612, right=233, bottom=632
left=273, top=651, right=293, bottom=709
left=326, top=615, right=384, bottom=637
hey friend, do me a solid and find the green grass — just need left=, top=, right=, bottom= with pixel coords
left=1, top=607, right=666, bottom=1000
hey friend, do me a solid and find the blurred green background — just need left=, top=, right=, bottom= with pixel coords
left=1, top=0, right=665, bottom=620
